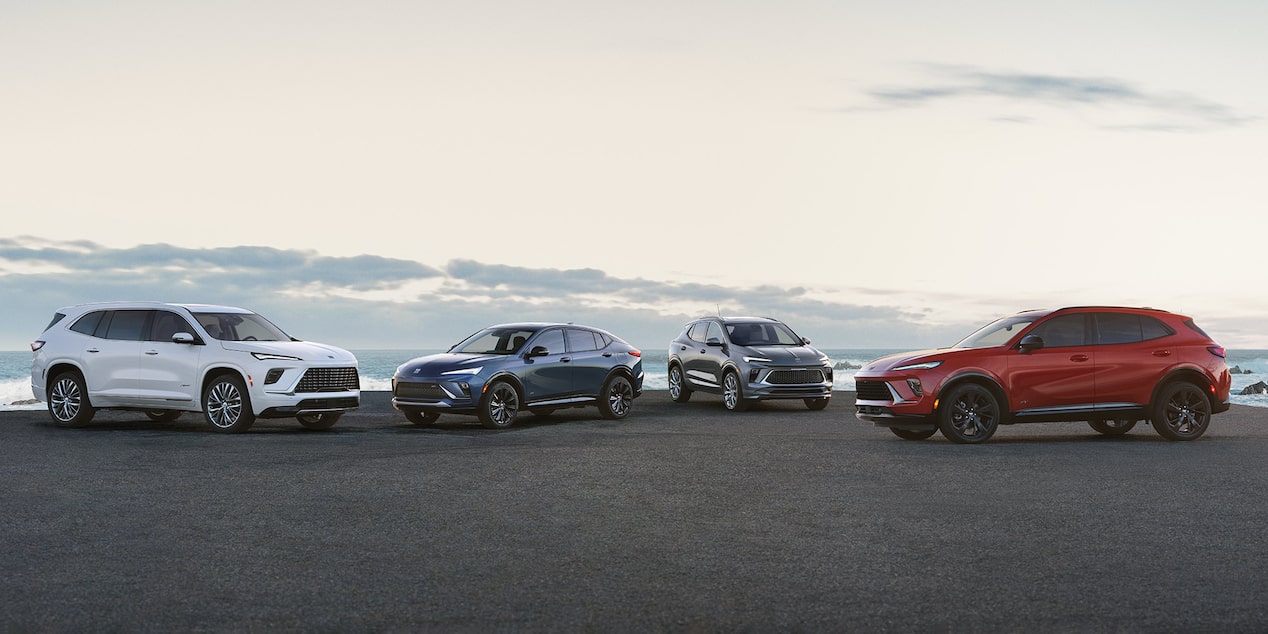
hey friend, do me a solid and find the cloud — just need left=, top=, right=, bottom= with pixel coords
left=1, top=237, right=981, bottom=350
left=860, top=64, right=1256, bottom=130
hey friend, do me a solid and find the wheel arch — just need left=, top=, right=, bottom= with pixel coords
left=482, top=372, right=526, bottom=402
left=200, top=366, right=250, bottom=402
left=44, top=361, right=88, bottom=393
left=935, top=372, right=1011, bottom=419
left=1150, top=368, right=1216, bottom=409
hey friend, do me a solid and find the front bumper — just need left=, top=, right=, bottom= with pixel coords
left=742, top=366, right=832, bottom=400
left=392, top=377, right=480, bottom=414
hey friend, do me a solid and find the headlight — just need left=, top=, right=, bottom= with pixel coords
left=742, top=356, right=772, bottom=363
left=442, top=366, right=483, bottom=376
left=893, top=360, right=942, bottom=371
left=252, top=352, right=302, bottom=361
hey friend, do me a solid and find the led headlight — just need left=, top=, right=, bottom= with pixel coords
left=893, top=361, right=942, bottom=371
left=442, top=366, right=483, bottom=376
left=252, top=352, right=302, bottom=361
left=743, top=356, right=772, bottom=363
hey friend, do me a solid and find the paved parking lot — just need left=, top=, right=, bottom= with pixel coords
left=3, top=391, right=1268, bottom=631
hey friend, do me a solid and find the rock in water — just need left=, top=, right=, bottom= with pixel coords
left=1240, top=381, right=1268, bottom=395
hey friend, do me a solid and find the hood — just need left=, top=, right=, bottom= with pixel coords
left=859, top=348, right=956, bottom=373
left=220, top=340, right=356, bottom=363
left=396, top=352, right=501, bottom=377
left=740, top=345, right=826, bottom=365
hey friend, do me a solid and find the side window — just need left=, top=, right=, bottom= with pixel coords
left=705, top=321, right=724, bottom=343
left=1096, top=313, right=1143, bottom=345
left=1141, top=316, right=1175, bottom=341
left=149, top=311, right=194, bottom=342
left=687, top=322, right=708, bottom=343
left=532, top=329, right=566, bottom=355
left=1029, top=314, right=1087, bottom=348
left=597, top=333, right=612, bottom=348
left=566, top=329, right=600, bottom=352
left=103, top=310, right=150, bottom=341
left=70, top=311, right=105, bottom=336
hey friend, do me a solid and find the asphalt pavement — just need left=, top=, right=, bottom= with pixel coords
left=3, top=391, right=1267, bottom=632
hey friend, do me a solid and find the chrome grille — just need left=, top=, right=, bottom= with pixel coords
left=767, top=369, right=826, bottom=385
left=855, top=380, right=893, bottom=402
left=394, top=382, right=448, bottom=400
left=295, top=367, right=359, bottom=392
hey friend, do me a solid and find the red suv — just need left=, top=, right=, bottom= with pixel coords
left=854, top=307, right=1231, bottom=443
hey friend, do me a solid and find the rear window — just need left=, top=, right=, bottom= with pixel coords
left=69, top=311, right=105, bottom=336
left=1141, top=316, right=1175, bottom=341
left=1183, top=319, right=1211, bottom=339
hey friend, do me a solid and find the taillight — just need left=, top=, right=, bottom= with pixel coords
left=629, top=349, right=642, bottom=357
left=31, top=341, right=45, bottom=352
left=1208, top=346, right=1226, bottom=359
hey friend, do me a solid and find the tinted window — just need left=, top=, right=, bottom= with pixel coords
left=566, top=328, right=600, bottom=352
left=532, top=329, right=566, bottom=355
left=1096, top=313, right=1142, bottom=345
left=149, top=311, right=194, bottom=342
left=687, top=322, right=708, bottom=343
left=193, top=311, right=290, bottom=342
left=704, top=321, right=723, bottom=343
left=45, top=312, right=67, bottom=332
left=70, top=311, right=104, bottom=336
left=726, top=321, right=801, bottom=346
left=103, top=310, right=149, bottom=341
left=453, top=327, right=538, bottom=354
left=597, top=333, right=612, bottom=348
left=1141, top=317, right=1173, bottom=341
left=1029, top=314, right=1087, bottom=348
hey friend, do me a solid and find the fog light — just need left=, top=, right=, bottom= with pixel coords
left=457, top=382, right=471, bottom=397
left=264, top=369, right=284, bottom=385
left=749, top=369, right=760, bottom=383
left=906, top=378, right=923, bottom=397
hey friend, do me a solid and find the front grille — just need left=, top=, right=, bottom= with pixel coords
left=394, top=382, right=449, bottom=400
left=766, top=369, right=826, bottom=385
left=855, top=380, right=894, bottom=402
left=295, top=367, right=359, bottom=393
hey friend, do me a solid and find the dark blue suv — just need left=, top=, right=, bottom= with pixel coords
left=392, top=323, right=644, bottom=428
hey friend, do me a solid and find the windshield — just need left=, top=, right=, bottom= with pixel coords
left=193, top=312, right=292, bottom=342
left=725, top=321, right=803, bottom=346
left=953, top=315, right=1039, bottom=349
left=453, top=327, right=539, bottom=355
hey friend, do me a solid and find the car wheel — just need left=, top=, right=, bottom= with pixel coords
left=891, top=427, right=937, bottom=440
left=668, top=364, right=692, bottom=403
left=1150, top=383, right=1211, bottom=441
left=203, top=374, right=256, bottom=433
left=804, top=397, right=830, bottom=411
left=937, top=384, right=1000, bottom=444
left=48, top=371, right=95, bottom=428
left=297, top=412, right=341, bottom=430
left=722, top=371, right=749, bottom=412
left=145, top=410, right=182, bottom=423
left=599, top=375, right=634, bottom=419
left=1089, top=419, right=1137, bottom=436
left=404, top=409, right=440, bottom=426
left=478, top=380, right=519, bottom=429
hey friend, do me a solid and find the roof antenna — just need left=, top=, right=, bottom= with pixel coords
left=716, top=304, right=721, bottom=317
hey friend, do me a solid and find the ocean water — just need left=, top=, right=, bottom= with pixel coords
left=4, top=348, right=1268, bottom=411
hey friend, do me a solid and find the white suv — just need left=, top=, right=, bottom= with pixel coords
left=30, top=302, right=360, bottom=433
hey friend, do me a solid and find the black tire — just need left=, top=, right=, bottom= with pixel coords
left=722, top=371, right=750, bottom=412
left=599, top=375, right=634, bottom=419
left=47, top=371, right=95, bottom=428
left=804, top=397, right=830, bottom=411
left=1150, top=383, right=1212, bottom=441
left=404, top=409, right=440, bottom=426
left=203, top=374, right=256, bottom=433
left=937, top=384, right=1000, bottom=444
left=297, top=412, right=341, bottom=430
left=145, top=410, right=182, bottom=423
left=1089, top=419, right=1137, bottom=436
left=478, top=380, right=520, bottom=429
left=668, top=364, right=692, bottom=403
left=891, top=427, right=938, bottom=440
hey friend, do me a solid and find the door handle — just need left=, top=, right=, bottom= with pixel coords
left=1069, top=354, right=1090, bottom=362
left=561, top=357, right=571, bottom=363
left=145, top=350, right=159, bottom=355
left=602, top=352, right=613, bottom=357
left=680, top=345, right=688, bottom=351
left=86, top=348, right=99, bottom=353
left=1152, top=350, right=1172, bottom=357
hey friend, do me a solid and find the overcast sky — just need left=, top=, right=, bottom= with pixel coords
left=3, top=1, right=1266, bottom=351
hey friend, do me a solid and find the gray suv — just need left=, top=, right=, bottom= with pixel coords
left=667, top=316, right=833, bottom=411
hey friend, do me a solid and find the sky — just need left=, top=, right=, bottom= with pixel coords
left=3, top=0, right=1267, bottom=352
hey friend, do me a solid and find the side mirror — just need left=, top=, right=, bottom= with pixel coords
left=528, top=345, right=550, bottom=357
left=1018, top=334, right=1045, bottom=354
left=172, top=332, right=196, bottom=344
left=802, top=337, right=812, bottom=345
left=706, top=337, right=724, bottom=347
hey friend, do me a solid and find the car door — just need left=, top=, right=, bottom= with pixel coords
left=85, top=310, right=149, bottom=403
left=518, top=328, right=573, bottom=403
left=683, top=321, right=729, bottom=390
left=136, top=310, right=203, bottom=405
left=565, top=328, right=609, bottom=397
left=1092, top=312, right=1172, bottom=408
left=1005, top=313, right=1097, bottom=413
